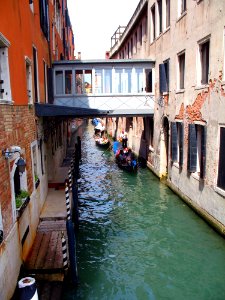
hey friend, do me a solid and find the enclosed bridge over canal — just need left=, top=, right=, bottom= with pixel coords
left=35, top=59, right=156, bottom=117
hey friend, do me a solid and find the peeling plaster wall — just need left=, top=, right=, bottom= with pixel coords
left=110, top=0, right=225, bottom=229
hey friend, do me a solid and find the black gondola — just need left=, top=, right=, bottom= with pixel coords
left=115, top=148, right=138, bottom=173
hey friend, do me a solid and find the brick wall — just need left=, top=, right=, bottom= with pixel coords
left=0, top=105, right=36, bottom=236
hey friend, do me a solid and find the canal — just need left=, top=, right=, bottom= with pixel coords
left=63, top=124, right=225, bottom=300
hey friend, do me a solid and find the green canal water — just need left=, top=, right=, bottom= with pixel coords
left=63, top=125, right=225, bottom=300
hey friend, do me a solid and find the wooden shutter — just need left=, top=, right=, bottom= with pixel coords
left=188, top=124, right=197, bottom=172
left=159, top=64, right=168, bottom=93
left=171, top=122, right=178, bottom=162
left=217, top=127, right=225, bottom=189
left=47, top=67, right=54, bottom=104
left=200, top=126, right=207, bottom=179
left=179, top=122, right=184, bottom=166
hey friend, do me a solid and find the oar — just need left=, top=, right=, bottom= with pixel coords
left=101, top=143, right=112, bottom=156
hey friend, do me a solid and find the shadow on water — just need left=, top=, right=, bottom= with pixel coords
left=63, top=124, right=225, bottom=300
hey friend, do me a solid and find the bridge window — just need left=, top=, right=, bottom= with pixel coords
left=104, top=69, right=112, bottom=93
left=75, top=70, right=92, bottom=94
left=65, top=70, right=72, bottom=94
left=123, top=68, right=132, bottom=93
left=55, top=70, right=63, bottom=94
left=133, top=68, right=144, bottom=93
left=95, top=69, right=103, bottom=94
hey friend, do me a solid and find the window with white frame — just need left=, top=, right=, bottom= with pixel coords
left=217, top=127, right=225, bottom=190
left=151, top=4, right=156, bottom=42
left=178, top=0, right=186, bottom=17
left=178, top=51, right=185, bottom=90
left=188, top=124, right=206, bottom=179
left=32, top=46, right=39, bottom=102
left=224, top=27, right=225, bottom=81
left=145, top=69, right=153, bottom=93
left=25, top=57, right=33, bottom=103
left=31, top=143, right=39, bottom=186
left=165, top=0, right=170, bottom=28
left=171, top=122, right=184, bottom=166
left=55, top=0, right=62, bottom=38
left=159, top=59, right=169, bottom=93
left=43, top=60, right=48, bottom=102
left=0, top=33, right=11, bottom=102
left=198, top=39, right=210, bottom=85
left=139, top=24, right=142, bottom=46
left=157, top=0, right=162, bottom=36
left=29, top=0, right=34, bottom=12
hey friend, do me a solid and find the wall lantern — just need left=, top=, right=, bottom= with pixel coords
left=2, top=146, right=26, bottom=174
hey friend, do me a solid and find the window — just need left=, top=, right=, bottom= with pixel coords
left=166, top=0, right=170, bottom=27
left=122, top=68, right=132, bottom=93
left=29, top=0, right=34, bottom=12
left=13, top=158, right=28, bottom=215
left=139, top=24, right=142, bottom=46
left=157, top=0, right=162, bottom=35
left=65, top=70, right=72, bottom=94
left=104, top=69, right=112, bottom=93
left=55, top=0, right=62, bottom=38
left=25, top=57, right=33, bottom=103
left=75, top=70, right=92, bottom=94
left=39, top=0, right=49, bottom=39
left=114, top=68, right=123, bottom=93
left=151, top=5, right=156, bottom=42
left=178, top=0, right=186, bottom=16
left=130, top=38, right=133, bottom=56
left=133, top=68, right=144, bottom=93
left=0, top=33, right=11, bottom=102
left=55, top=70, right=63, bottom=94
left=159, top=59, right=169, bottom=93
left=178, top=52, right=185, bottom=89
left=199, top=40, right=210, bottom=85
left=145, top=69, right=153, bottom=93
left=31, top=143, right=38, bottom=187
left=0, top=206, right=3, bottom=244
left=147, top=118, right=154, bottom=148
left=217, top=127, right=225, bottom=190
left=171, top=122, right=184, bottom=166
left=188, top=124, right=206, bottom=179
left=43, top=60, right=48, bottom=102
left=224, top=27, right=225, bottom=81
left=32, top=46, right=39, bottom=102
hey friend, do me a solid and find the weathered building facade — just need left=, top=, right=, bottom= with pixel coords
left=0, top=1, right=74, bottom=299
left=108, top=0, right=225, bottom=233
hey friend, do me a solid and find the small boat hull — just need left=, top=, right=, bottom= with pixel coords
left=95, top=139, right=110, bottom=148
left=115, top=157, right=138, bottom=173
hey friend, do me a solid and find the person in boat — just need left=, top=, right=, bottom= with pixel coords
left=119, top=130, right=128, bottom=148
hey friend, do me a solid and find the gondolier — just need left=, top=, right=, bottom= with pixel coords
left=119, top=130, right=128, bottom=148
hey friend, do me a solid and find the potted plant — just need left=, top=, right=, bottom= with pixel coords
left=15, top=190, right=30, bottom=217
left=35, top=174, right=40, bottom=188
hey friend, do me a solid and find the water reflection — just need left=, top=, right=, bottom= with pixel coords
left=63, top=124, right=225, bottom=300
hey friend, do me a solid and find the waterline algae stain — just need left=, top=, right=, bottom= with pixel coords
left=63, top=124, right=225, bottom=300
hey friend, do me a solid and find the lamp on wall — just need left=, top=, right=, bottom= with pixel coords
left=2, top=146, right=26, bottom=174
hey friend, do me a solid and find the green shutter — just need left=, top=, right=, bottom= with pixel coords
left=179, top=123, right=184, bottom=166
left=188, top=124, right=197, bottom=172
left=171, top=122, right=178, bottom=162
left=200, top=126, right=207, bottom=179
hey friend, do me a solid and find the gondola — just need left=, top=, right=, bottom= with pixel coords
left=95, top=137, right=110, bottom=148
left=115, top=148, right=138, bottom=173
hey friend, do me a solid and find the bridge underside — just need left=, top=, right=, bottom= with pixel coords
left=35, top=103, right=153, bottom=118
